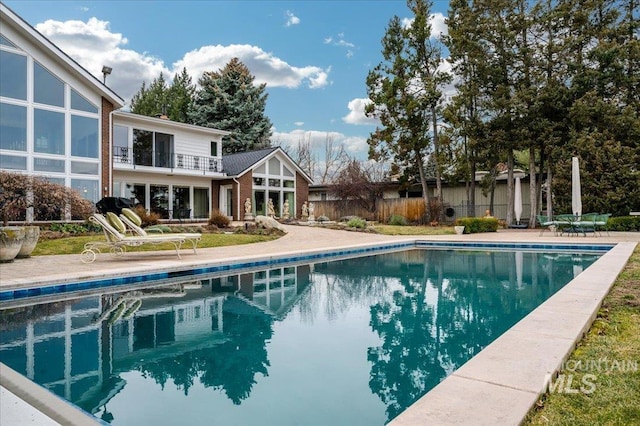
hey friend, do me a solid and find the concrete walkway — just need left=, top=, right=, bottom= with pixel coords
left=0, top=225, right=638, bottom=425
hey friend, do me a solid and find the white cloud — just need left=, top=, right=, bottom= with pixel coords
left=35, top=17, right=331, bottom=105
left=294, top=121, right=304, bottom=127
left=401, top=13, right=448, bottom=39
left=342, top=98, right=379, bottom=126
left=175, top=44, right=330, bottom=89
left=271, top=129, right=369, bottom=159
left=324, top=33, right=356, bottom=57
left=285, top=10, right=300, bottom=27
left=36, top=18, right=169, bottom=103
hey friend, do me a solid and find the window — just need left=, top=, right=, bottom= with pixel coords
left=0, top=103, right=27, bottom=151
left=283, top=180, right=295, bottom=188
left=71, top=89, right=98, bottom=113
left=71, top=179, right=99, bottom=203
left=113, top=125, right=129, bottom=162
left=268, top=158, right=280, bottom=175
left=0, top=35, right=17, bottom=48
left=0, top=51, right=27, bottom=100
left=71, top=115, right=99, bottom=158
left=34, top=109, right=65, bottom=155
left=210, top=141, right=218, bottom=156
left=283, top=165, right=294, bottom=177
left=34, top=62, right=64, bottom=107
left=34, top=158, right=65, bottom=173
left=133, top=129, right=153, bottom=166
left=253, top=177, right=264, bottom=186
left=71, top=161, right=99, bottom=175
left=0, top=155, right=27, bottom=170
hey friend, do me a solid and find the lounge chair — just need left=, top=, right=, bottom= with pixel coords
left=120, top=208, right=202, bottom=245
left=594, top=213, right=611, bottom=236
left=537, top=215, right=558, bottom=236
left=81, top=213, right=195, bottom=263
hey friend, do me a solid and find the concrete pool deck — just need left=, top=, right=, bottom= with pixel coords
left=0, top=226, right=638, bottom=425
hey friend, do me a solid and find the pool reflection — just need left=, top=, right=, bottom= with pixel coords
left=0, top=250, right=599, bottom=425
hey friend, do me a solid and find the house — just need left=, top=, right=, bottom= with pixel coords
left=214, top=147, right=312, bottom=220
left=0, top=3, right=311, bottom=221
left=309, top=170, right=532, bottom=221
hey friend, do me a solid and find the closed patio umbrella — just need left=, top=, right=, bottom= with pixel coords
left=572, top=157, right=582, bottom=217
left=514, top=176, right=523, bottom=225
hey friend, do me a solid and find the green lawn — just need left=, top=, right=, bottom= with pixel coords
left=524, top=246, right=640, bottom=425
left=32, top=232, right=280, bottom=256
left=371, top=224, right=455, bottom=235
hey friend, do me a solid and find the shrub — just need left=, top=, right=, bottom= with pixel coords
left=346, top=217, right=367, bottom=229
left=49, top=222, right=101, bottom=234
left=388, top=214, right=408, bottom=226
left=455, top=217, right=499, bottom=233
left=134, top=206, right=160, bottom=227
left=317, top=215, right=330, bottom=223
left=607, top=216, right=640, bottom=232
left=208, top=209, right=231, bottom=228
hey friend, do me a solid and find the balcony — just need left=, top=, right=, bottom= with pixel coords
left=114, top=147, right=223, bottom=175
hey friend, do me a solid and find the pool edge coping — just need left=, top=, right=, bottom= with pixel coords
left=0, top=239, right=635, bottom=425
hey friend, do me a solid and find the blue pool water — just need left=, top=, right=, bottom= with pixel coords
left=0, top=248, right=602, bottom=425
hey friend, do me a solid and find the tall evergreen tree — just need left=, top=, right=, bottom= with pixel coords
left=365, top=0, right=450, bottom=220
left=190, top=58, right=272, bottom=154
left=129, top=69, right=195, bottom=122
left=130, top=73, right=169, bottom=118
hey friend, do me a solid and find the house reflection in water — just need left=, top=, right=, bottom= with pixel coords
left=0, top=264, right=312, bottom=416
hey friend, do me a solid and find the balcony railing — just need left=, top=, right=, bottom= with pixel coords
left=114, top=147, right=223, bottom=173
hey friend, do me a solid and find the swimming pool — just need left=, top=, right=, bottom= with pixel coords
left=0, top=247, right=605, bottom=425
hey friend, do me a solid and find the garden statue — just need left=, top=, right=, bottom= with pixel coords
left=267, top=199, right=276, bottom=217
left=308, top=202, right=315, bottom=222
left=301, top=201, right=309, bottom=220
left=282, top=199, right=290, bottom=220
left=243, top=197, right=254, bottom=221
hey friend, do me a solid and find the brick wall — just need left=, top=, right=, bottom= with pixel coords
left=296, top=173, right=309, bottom=218
left=101, top=98, right=115, bottom=198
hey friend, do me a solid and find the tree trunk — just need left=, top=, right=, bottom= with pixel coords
left=546, top=164, right=553, bottom=219
left=431, top=106, right=443, bottom=220
left=506, top=150, right=514, bottom=225
left=528, top=147, right=537, bottom=228
left=416, top=151, right=430, bottom=221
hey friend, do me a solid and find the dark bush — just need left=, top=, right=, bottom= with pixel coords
left=388, top=214, right=408, bottom=226
left=607, top=216, right=640, bottom=231
left=134, top=206, right=160, bottom=227
left=208, top=209, right=231, bottom=228
left=455, top=217, right=499, bottom=233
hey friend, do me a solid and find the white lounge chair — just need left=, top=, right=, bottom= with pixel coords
left=120, top=208, right=202, bottom=245
left=80, top=213, right=195, bottom=263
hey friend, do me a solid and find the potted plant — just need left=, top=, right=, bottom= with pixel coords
left=17, top=225, right=40, bottom=258
left=0, top=226, right=25, bottom=262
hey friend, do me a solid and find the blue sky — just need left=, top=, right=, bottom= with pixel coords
left=6, top=0, right=451, bottom=162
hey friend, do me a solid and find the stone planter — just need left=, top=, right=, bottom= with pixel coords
left=0, top=226, right=26, bottom=263
left=17, top=225, right=40, bottom=258
left=454, top=225, right=465, bottom=235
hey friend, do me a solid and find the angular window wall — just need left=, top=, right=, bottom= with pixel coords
left=251, top=156, right=296, bottom=218
left=0, top=34, right=101, bottom=203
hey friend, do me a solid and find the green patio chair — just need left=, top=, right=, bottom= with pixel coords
left=594, top=213, right=611, bottom=236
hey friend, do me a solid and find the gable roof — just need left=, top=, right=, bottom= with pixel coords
left=222, top=147, right=313, bottom=183
left=0, top=2, right=124, bottom=108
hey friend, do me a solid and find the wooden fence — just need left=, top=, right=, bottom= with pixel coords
left=312, top=198, right=532, bottom=224
left=312, top=199, right=427, bottom=223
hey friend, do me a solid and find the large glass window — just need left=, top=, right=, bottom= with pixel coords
left=0, top=51, right=27, bottom=100
left=268, top=158, right=280, bottom=175
left=0, top=103, right=27, bottom=151
left=34, top=109, right=65, bottom=155
left=133, top=129, right=153, bottom=166
left=113, top=125, right=129, bottom=163
left=70, top=89, right=98, bottom=113
left=71, top=179, right=99, bottom=203
left=71, top=115, right=98, bottom=158
left=34, top=62, right=64, bottom=107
